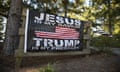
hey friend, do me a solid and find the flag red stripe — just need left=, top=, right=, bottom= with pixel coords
left=35, top=26, right=79, bottom=39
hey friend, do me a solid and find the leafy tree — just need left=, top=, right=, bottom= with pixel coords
left=91, top=0, right=120, bottom=34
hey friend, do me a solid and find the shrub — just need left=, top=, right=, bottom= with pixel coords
left=39, top=64, right=54, bottom=72
left=90, top=33, right=120, bottom=48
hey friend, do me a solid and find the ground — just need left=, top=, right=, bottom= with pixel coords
left=18, top=53, right=120, bottom=72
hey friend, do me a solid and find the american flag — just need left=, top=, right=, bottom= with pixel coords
left=34, top=26, right=80, bottom=39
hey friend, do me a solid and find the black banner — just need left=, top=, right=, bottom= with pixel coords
left=24, top=9, right=84, bottom=52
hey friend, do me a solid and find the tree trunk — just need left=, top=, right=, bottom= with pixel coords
left=3, top=0, right=22, bottom=56
left=108, top=0, right=112, bottom=35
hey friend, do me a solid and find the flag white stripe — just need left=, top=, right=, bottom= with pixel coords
left=35, top=26, right=79, bottom=39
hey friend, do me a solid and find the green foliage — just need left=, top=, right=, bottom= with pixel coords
left=0, top=0, right=10, bottom=17
left=90, top=33, right=120, bottom=48
left=90, top=33, right=120, bottom=55
left=39, top=64, right=54, bottom=72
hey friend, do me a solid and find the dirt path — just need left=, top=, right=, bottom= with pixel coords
left=19, top=54, right=120, bottom=72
